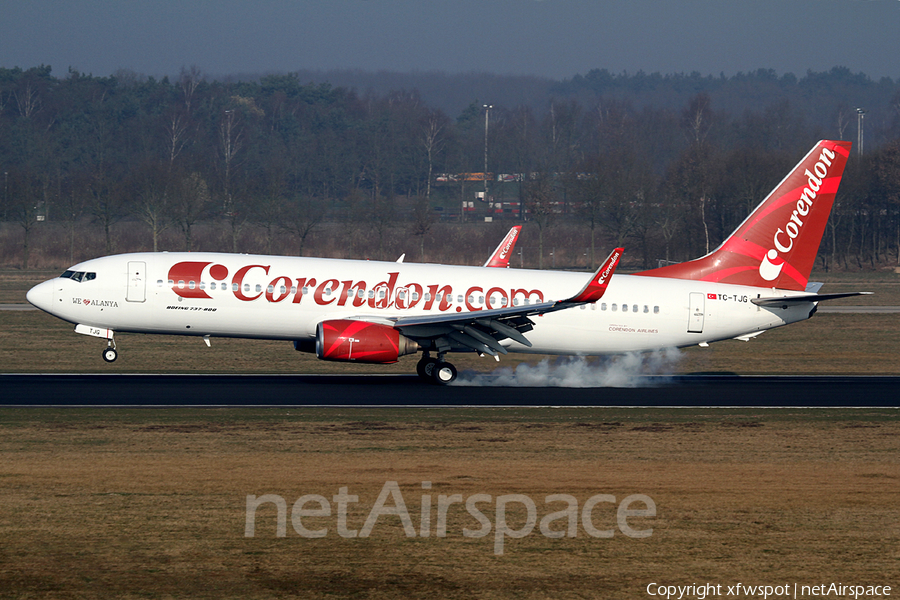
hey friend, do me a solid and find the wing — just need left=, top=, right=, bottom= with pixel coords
left=390, top=248, right=623, bottom=356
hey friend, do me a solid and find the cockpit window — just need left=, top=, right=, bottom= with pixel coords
left=59, top=270, right=96, bottom=283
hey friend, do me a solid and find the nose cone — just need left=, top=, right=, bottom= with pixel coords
left=26, top=280, right=55, bottom=312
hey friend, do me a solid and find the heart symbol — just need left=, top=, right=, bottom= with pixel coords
left=83, top=299, right=90, bottom=305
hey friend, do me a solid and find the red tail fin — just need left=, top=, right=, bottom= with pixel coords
left=636, top=140, right=852, bottom=291
left=484, top=225, right=522, bottom=268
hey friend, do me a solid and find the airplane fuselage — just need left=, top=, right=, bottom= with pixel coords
left=28, top=251, right=813, bottom=355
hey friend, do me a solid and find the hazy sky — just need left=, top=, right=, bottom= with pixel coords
left=2, top=0, right=899, bottom=80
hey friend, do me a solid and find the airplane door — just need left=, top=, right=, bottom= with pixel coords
left=688, top=292, right=705, bottom=333
left=126, top=261, right=146, bottom=303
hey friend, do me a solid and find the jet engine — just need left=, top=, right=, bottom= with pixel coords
left=315, top=319, right=419, bottom=364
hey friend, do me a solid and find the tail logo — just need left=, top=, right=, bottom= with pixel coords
left=498, top=229, right=519, bottom=260
left=756, top=146, right=835, bottom=282
left=758, top=249, right=784, bottom=281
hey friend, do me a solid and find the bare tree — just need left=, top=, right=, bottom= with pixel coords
left=172, top=172, right=210, bottom=251
left=682, top=93, right=713, bottom=146
left=422, top=112, right=446, bottom=200
left=13, top=80, right=41, bottom=119
left=179, top=66, right=202, bottom=114
left=408, top=194, right=436, bottom=260
left=522, top=173, right=556, bottom=269
left=280, top=194, right=326, bottom=257
left=8, top=171, right=42, bottom=269
left=165, top=112, right=190, bottom=166
left=219, top=108, right=245, bottom=252
left=132, top=161, right=172, bottom=252
left=58, top=174, right=88, bottom=263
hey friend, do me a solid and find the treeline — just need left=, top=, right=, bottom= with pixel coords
left=1, top=65, right=900, bottom=271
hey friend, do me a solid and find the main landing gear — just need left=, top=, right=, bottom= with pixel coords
left=416, top=352, right=457, bottom=385
left=102, top=338, right=117, bottom=363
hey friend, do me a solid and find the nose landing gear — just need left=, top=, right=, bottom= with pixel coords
left=102, top=338, right=117, bottom=363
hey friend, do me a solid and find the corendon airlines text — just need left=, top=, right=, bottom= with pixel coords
left=167, top=262, right=545, bottom=313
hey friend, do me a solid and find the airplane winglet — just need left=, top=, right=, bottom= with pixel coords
left=566, top=248, right=624, bottom=304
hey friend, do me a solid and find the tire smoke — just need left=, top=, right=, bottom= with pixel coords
left=451, top=349, right=682, bottom=388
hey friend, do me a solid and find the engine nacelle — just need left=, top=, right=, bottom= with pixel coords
left=316, top=319, right=419, bottom=364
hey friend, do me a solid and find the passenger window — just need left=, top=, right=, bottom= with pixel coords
left=457, top=295, right=463, bottom=303
left=199, top=282, right=206, bottom=290
left=232, top=283, right=239, bottom=292
left=601, top=303, right=607, bottom=311
left=280, top=286, right=287, bottom=295
left=302, top=287, right=309, bottom=294
left=168, top=279, right=174, bottom=287
left=243, top=284, right=250, bottom=292
left=654, top=306, right=660, bottom=314
left=357, top=289, right=365, bottom=298
left=643, top=305, right=649, bottom=313
left=633, top=304, right=638, bottom=313
left=622, top=304, right=628, bottom=313
left=368, top=290, right=375, bottom=299
left=157, top=280, right=164, bottom=287
left=424, top=293, right=431, bottom=302
left=412, top=292, right=419, bottom=301
left=612, top=304, right=617, bottom=312
left=267, top=285, right=274, bottom=294
left=255, top=284, right=262, bottom=293
left=178, top=280, right=185, bottom=289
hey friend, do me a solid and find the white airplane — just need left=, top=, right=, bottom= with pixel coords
left=27, top=140, right=868, bottom=384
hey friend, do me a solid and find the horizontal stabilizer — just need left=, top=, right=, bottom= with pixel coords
left=752, top=291, right=872, bottom=307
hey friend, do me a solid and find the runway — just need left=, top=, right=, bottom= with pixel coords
left=2, top=373, right=898, bottom=407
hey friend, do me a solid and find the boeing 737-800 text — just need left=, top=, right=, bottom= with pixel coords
left=27, top=140, right=868, bottom=384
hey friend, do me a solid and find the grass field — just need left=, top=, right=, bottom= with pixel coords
left=0, top=407, right=897, bottom=599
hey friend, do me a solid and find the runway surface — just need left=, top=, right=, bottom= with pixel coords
left=2, top=373, right=898, bottom=407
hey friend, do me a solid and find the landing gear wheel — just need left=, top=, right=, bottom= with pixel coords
left=102, top=348, right=118, bottom=363
left=432, top=361, right=457, bottom=385
left=417, top=356, right=438, bottom=381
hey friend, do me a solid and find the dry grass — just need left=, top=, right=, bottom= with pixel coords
left=0, top=408, right=897, bottom=599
